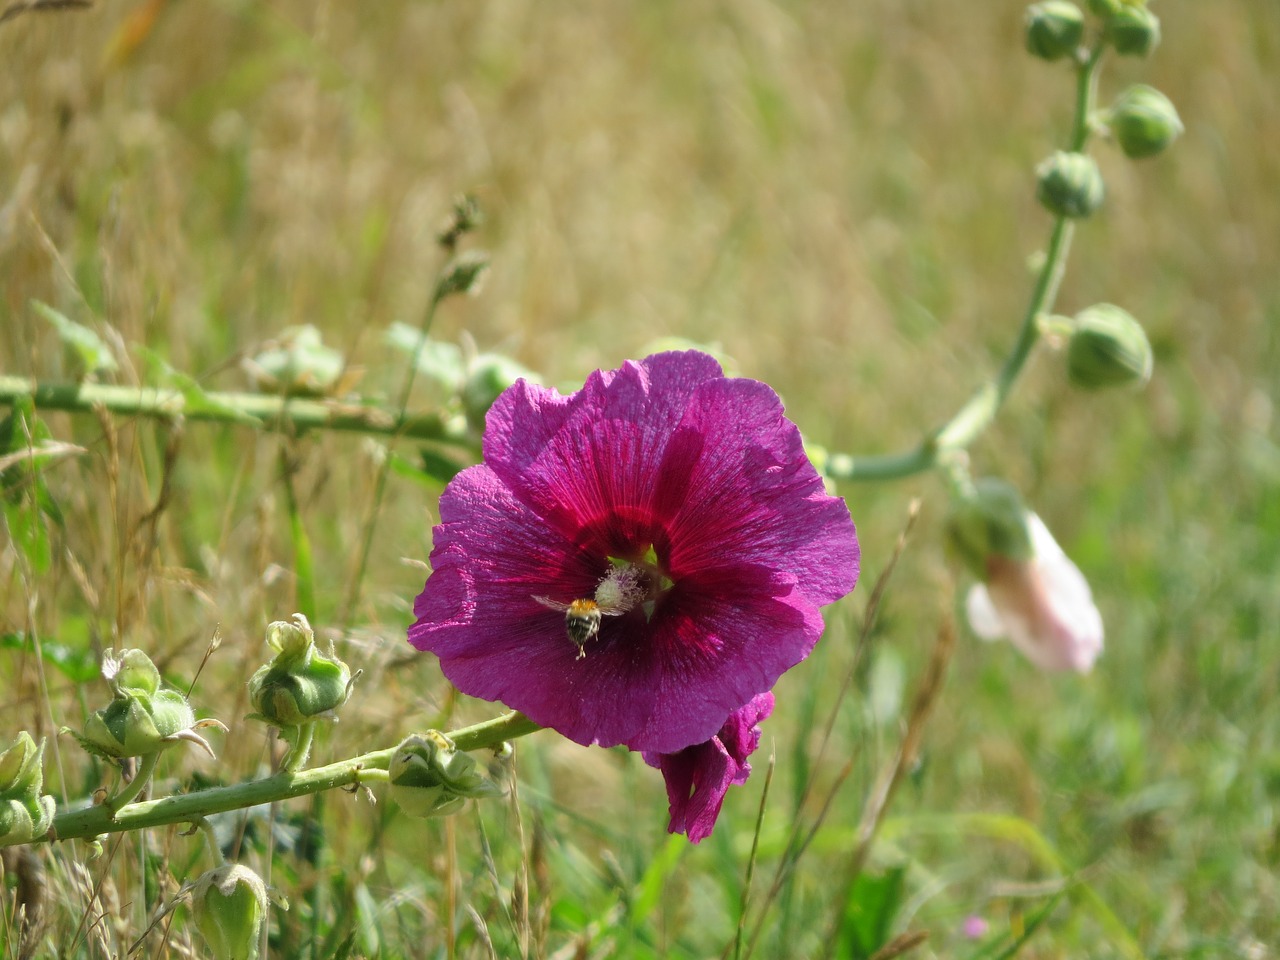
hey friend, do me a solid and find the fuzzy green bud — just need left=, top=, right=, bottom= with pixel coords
left=1024, top=2, right=1084, bottom=61
left=1036, top=151, right=1105, bottom=218
left=1108, top=4, right=1160, bottom=57
left=0, top=733, right=55, bottom=844
left=388, top=732, right=504, bottom=819
left=945, top=479, right=1034, bottom=580
left=1067, top=303, right=1153, bottom=390
left=191, top=863, right=268, bottom=960
left=247, top=614, right=353, bottom=728
left=71, top=649, right=220, bottom=760
left=246, top=325, right=346, bottom=397
left=461, top=354, right=536, bottom=429
left=1107, top=85, right=1183, bottom=159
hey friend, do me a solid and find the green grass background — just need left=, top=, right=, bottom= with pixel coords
left=2, top=1, right=1278, bottom=957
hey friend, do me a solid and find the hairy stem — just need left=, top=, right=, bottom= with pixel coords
left=0, top=375, right=473, bottom=446
left=21, top=712, right=541, bottom=847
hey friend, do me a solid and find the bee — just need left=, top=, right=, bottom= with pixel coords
left=533, top=595, right=626, bottom=660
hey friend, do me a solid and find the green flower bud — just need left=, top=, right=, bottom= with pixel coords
left=1067, top=303, right=1153, bottom=390
left=247, top=615, right=353, bottom=728
left=1025, top=1, right=1085, bottom=61
left=1107, top=85, right=1183, bottom=159
left=191, top=863, right=268, bottom=960
left=0, top=733, right=55, bottom=844
left=1108, top=4, right=1160, bottom=57
left=246, top=325, right=346, bottom=397
left=1035, top=151, right=1105, bottom=218
left=1085, top=0, right=1123, bottom=18
left=434, top=250, right=491, bottom=301
left=388, top=732, right=504, bottom=819
left=461, top=354, right=537, bottom=429
left=945, top=479, right=1034, bottom=580
left=71, top=649, right=222, bottom=760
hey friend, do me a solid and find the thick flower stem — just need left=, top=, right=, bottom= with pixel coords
left=827, top=43, right=1105, bottom=484
left=17, top=712, right=540, bottom=848
left=0, top=374, right=473, bottom=446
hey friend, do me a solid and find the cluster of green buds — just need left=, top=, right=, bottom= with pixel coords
left=1027, top=1, right=1181, bottom=219
left=387, top=732, right=504, bottom=819
left=247, top=615, right=356, bottom=767
left=0, top=733, right=55, bottom=845
left=189, top=863, right=271, bottom=960
left=69, top=649, right=225, bottom=765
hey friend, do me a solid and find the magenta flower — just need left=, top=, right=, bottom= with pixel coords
left=409, top=351, right=858, bottom=754
left=965, top=514, right=1103, bottom=673
left=644, top=693, right=773, bottom=843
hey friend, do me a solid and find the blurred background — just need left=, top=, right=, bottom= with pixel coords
left=2, top=1, right=1278, bottom=957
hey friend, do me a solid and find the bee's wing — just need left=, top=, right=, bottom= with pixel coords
left=598, top=607, right=628, bottom=616
left=532, top=595, right=571, bottom=612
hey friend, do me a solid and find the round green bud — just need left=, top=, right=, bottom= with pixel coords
left=1035, top=151, right=1105, bottom=218
left=1025, top=1, right=1085, bottom=61
left=1108, top=4, right=1160, bottom=57
left=191, top=864, right=268, bottom=960
left=1108, top=85, right=1183, bottom=159
left=83, top=688, right=197, bottom=758
left=1067, top=303, right=1154, bottom=390
left=945, top=479, right=1034, bottom=580
left=461, top=354, right=536, bottom=430
left=247, top=615, right=353, bottom=728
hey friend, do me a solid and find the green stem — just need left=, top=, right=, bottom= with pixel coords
left=106, top=751, right=160, bottom=810
left=26, top=711, right=541, bottom=847
left=827, top=43, right=1106, bottom=484
left=0, top=375, right=474, bottom=447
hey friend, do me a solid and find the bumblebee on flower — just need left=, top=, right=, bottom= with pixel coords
left=409, top=350, right=859, bottom=840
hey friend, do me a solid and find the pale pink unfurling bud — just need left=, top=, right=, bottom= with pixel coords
left=965, top=514, right=1103, bottom=673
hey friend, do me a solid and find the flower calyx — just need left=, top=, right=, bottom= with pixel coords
left=387, top=731, right=505, bottom=819
left=945, top=478, right=1034, bottom=581
left=1066, top=303, right=1154, bottom=390
left=189, top=863, right=271, bottom=960
left=247, top=614, right=355, bottom=729
left=67, top=648, right=226, bottom=762
left=0, top=732, right=55, bottom=845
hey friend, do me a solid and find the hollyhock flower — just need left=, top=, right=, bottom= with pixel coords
left=409, top=351, right=858, bottom=754
left=644, top=692, right=773, bottom=843
left=965, top=513, right=1103, bottom=673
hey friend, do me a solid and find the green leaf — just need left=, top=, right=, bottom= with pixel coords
left=385, top=324, right=465, bottom=391
left=31, top=300, right=119, bottom=375
left=840, top=865, right=907, bottom=960
left=135, top=345, right=262, bottom=425
left=0, top=633, right=99, bottom=683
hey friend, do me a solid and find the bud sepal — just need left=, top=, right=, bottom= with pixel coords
left=190, top=863, right=270, bottom=960
left=0, top=732, right=56, bottom=845
left=388, top=732, right=505, bottom=819
left=246, top=615, right=355, bottom=729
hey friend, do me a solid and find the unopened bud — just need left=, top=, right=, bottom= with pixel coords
left=1025, top=1, right=1084, bottom=61
left=245, top=325, right=346, bottom=397
left=72, top=649, right=221, bottom=760
left=945, top=479, right=1034, bottom=580
left=388, top=732, right=503, bottom=819
left=461, top=354, right=537, bottom=429
left=191, top=863, right=268, bottom=960
left=1107, top=85, right=1183, bottom=159
left=1067, top=303, right=1153, bottom=390
left=0, top=732, right=55, bottom=844
left=1108, top=4, right=1160, bottom=57
left=1036, top=151, right=1105, bottom=219
left=435, top=250, right=491, bottom=301
left=247, top=614, right=353, bottom=728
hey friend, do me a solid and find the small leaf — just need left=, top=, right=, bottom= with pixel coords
left=32, top=300, right=119, bottom=375
left=385, top=324, right=465, bottom=391
left=135, top=345, right=261, bottom=425
left=841, top=865, right=908, bottom=960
